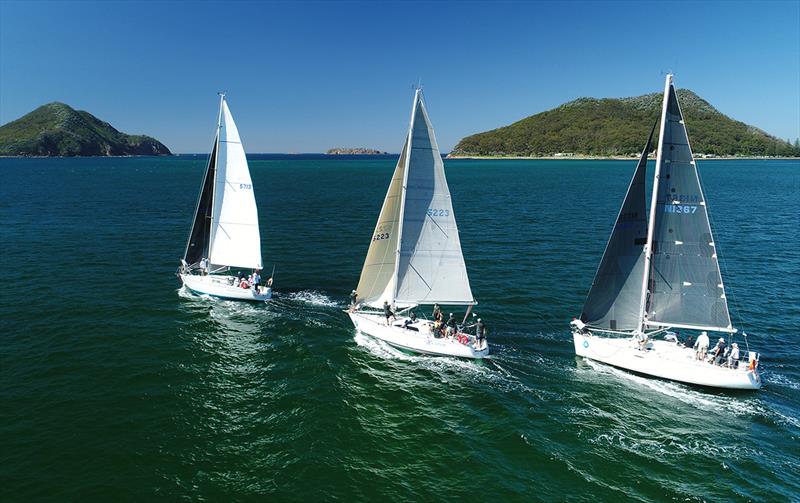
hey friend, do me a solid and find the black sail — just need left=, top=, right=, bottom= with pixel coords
left=646, top=84, right=733, bottom=331
left=183, top=138, right=217, bottom=267
left=580, top=121, right=656, bottom=331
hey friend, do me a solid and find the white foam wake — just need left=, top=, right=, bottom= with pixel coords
left=284, top=290, right=340, bottom=308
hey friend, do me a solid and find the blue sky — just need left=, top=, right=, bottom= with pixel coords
left=1, top=0, right=798, bottom=152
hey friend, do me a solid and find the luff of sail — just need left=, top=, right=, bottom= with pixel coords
left=356, top=139, right=409, bottom=308
left=580, top=121, right=656, bottom=331
left=394, top=91, right=474, bottom=307
left=645, top=79, right=733, bottom=332
left=208, top=98, right=263, bottom=270
left=183, top=138, right=218, bottom=267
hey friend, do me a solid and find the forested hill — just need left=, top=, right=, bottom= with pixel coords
left=451, top=90, right=799, bottom=157
left=0, top=102, right=171, bottom=156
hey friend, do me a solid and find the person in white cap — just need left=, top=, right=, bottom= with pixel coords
left=694, top=331, right=710, bottom=360
left=728, top=342, right=740, bottom=368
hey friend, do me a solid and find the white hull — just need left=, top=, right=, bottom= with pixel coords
left=349, top=311, right=489, bottom=359
left=573, top=331, right=761, bottom=390
left=181, top=274, right=272, bottom=302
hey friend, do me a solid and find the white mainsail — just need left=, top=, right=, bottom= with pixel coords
left=208, top=97, right=263, bottom=270
left=356, top=90, right=474, bottom=308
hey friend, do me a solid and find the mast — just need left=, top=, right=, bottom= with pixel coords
left=390, top=88, right=419, bottom=306
left=208, top=93, right=225, bottom=257
left=637, top=74, right=672, bottom=333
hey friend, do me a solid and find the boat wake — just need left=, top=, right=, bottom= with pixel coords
left=581, top=359, right=798, bottom=429
left=765, top=372, right=800, bottom=391
left=352, top=332, right=520, bottom=390
left=283, top=290, right=341, bottom=308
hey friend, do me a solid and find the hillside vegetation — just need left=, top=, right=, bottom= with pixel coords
left=0, top=102, right=171, bottom=156
left=452, top=90, right=799, bottom=157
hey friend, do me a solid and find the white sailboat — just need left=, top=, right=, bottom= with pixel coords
left=178, top=94, right=272, bottom=302
left=571, top=75, right=761, bottom=390
left=348, top=89, right=488, bottom=359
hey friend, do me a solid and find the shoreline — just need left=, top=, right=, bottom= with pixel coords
left=445, top=154, right=800, bottom=161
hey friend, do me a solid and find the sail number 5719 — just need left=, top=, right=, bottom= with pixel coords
left=239, top=183, right=252, bottom=189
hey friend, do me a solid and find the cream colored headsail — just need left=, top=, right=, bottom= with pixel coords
left=356, top=139, right=408, bottom=307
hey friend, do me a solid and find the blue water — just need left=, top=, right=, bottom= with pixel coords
left=1, top=156, right=798, bottom=500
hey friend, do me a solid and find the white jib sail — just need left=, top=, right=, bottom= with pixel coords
left=208, top=97, right=263, bottom=269
left=394, top=91, right=474, bottom=307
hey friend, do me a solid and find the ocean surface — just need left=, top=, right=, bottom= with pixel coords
left=1, top=155, right=798, bottom=501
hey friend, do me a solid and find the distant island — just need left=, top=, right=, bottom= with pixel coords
left=0, top=102, right=172, bottom=157
left=450, top=89, right=800, bottom=158
left=326, top=147, right=388, bottom=155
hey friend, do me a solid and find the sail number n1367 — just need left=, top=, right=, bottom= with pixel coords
left=665, top=205, right=697, bottom=214
left=427, top=208, right=450, bottom=217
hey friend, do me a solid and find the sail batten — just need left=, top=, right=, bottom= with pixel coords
left=645, top=78, right=733, bottom=331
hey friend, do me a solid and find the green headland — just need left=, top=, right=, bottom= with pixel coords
left=0, top=102, right=171, bottom=157
left=451, top=89, right=800, bottom=158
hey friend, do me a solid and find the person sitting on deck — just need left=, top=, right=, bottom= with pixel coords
left=383, top=301, right=395, bottom=325
left=432, top=304, right=442, bottom=323
left=683, top=335, right=693, bottom=349
left=728, top=342, right=740, bottom=368
left=694, top=331, right=710, bottom=360
left=402, top=312, right=419, bottom=331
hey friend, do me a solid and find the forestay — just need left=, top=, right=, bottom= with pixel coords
left=208, top=99, right=263, bottom=270
left=645, top=82, right=733, bottom=332
left=394, top=91, right=474, bottom=307
left=580, top=122, right=655, bottom=331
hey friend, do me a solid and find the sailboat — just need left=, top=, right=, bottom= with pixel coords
left=348, top=89, right=488, bottom=359
left=178, top=93, right=272, bottom=302
left=571, top=75, right=761, bottom=390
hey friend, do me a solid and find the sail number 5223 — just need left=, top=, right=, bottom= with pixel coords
left=427, top=208, right=449, bottom=217
left=373, top=232, right=390, bottom=241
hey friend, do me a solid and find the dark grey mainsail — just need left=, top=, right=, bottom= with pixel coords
left=645, top=83, right=733, bottom=331
left=183, top=138, right=218, bottom=267
left=580, top=122, right=655, bottom=331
